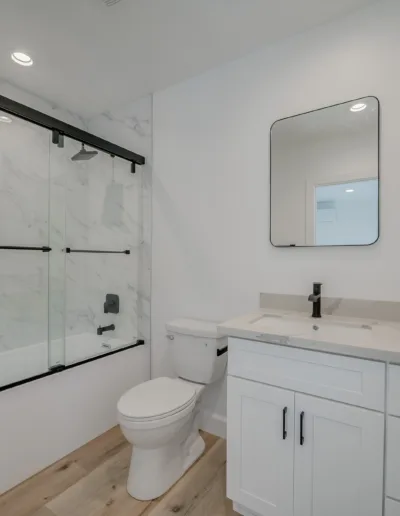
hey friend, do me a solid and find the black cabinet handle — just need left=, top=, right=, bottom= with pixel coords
left=282, top=407, right=288, bottom=440
left=300, top=411, right=305, bottom=445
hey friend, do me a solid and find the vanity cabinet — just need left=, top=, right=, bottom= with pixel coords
left=227, top=337, right=385, bottom=516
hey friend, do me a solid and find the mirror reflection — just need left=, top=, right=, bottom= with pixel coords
left=270, top=96, right=379, bottom=247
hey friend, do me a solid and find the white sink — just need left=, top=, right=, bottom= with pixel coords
left=309, top=321, right=372, bottom=343
left=249, top=314, right=372, bottom=339
left=250, top=315, right=314, bottom=335
left=318, top=320, right=372, bottom=331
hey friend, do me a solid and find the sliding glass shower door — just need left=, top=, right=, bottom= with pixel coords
left=49, top=136, right=140, bottom=367
left=0, top=109, right=142, bottom=389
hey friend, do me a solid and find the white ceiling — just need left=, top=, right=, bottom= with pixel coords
left=0, top=0, right=377, bottom=118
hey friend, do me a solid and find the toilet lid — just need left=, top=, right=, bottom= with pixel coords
left=117, top=377, right=197, bottom=420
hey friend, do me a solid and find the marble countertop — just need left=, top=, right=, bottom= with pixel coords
left=218, top=309, right=400, bottom=363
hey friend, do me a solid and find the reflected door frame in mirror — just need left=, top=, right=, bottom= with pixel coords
left=269, top=96, right=380, bottom=248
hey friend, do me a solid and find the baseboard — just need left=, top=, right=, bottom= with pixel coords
left=233, top=502, right=260, bottom=516
left=199, top=410, right=226, bottom=439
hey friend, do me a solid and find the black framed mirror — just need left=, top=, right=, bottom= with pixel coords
left=270, top=96, right=380, bottom=247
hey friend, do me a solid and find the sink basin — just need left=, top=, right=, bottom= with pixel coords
left=309, top=322, right=372, bottom=344
left=250, top=315, right=315, bottom=335
left=249, top=314, right=372, bottom=339
left=318, top=320, right=372, bottom=331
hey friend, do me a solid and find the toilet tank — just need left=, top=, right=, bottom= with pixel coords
left=166, top=318, right=227, bottom=384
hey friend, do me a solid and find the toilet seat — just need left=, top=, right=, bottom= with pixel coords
left=117, top=377, right=197, bottom=425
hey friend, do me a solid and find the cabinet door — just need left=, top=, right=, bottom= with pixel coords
left=227, top=376, right=295, bottom=516
left=294, top=393, right=384, bottom=516
left=386, top=499, right=400, bottom=516
left=386, top=416, right=400, bottom=500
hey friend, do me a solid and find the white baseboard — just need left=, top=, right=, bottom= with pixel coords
left=233, top=502, right=260, bottom=516
left=199, top=410, right=226, bottom=439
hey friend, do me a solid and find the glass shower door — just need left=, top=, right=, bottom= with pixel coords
left=50, top=136, right=140, bottom=366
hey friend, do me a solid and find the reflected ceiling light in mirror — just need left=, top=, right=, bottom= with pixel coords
left=0, top=115, right=12, bottom=123
left=350, top=103, right=367, bottom=112
left=11, top=51, right=33, bottom=66
left=345, top=189, right=355, bottom=193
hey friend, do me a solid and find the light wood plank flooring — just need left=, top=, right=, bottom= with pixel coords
left=0, top=427, right=238, bottom=516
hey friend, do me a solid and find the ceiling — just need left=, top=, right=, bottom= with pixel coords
left=0, top=0, right=377, bottom=118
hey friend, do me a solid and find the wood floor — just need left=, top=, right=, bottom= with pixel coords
left=0, top=427, right=238, bottom=516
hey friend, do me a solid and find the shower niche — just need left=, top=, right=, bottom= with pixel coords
left=0, top=96, right=146, bottom=390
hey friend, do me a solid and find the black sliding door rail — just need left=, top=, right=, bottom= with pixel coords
left=0, top=245, right=51, bottom=252
left=0, top=339, right=146, bottom=393
left=65, top=248, right=130, bottom=255
left=0, top=95, right=145, bottom=167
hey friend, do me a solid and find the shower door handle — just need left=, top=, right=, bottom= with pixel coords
left=0, top=245, right=51, bottom=252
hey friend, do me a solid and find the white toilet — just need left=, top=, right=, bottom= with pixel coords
left=117, top=318, right=227, bottom=501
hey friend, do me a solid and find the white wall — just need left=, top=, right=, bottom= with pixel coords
left=0, top=82, right=152, bottom=493
left=152, top=0, right=400, bottom=430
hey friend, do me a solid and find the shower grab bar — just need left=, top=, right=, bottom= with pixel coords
left=0, top=245, right=51, bottom=252
left=65, top=248, right=130, bottom=255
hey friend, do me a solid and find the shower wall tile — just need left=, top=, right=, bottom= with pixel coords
left=64, top=153, right=141, bottom=251
left=0, top=79, right=88, bottom=130
left=65, top=252, right=138, bottom=342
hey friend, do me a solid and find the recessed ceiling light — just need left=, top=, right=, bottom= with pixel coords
left=11, top=51, right=33, bottom=67
left=0, top=115, right=12, bottom=123
left=345, top=189, right=355, bottom=193
left=350, top=103, right=367, bottom=113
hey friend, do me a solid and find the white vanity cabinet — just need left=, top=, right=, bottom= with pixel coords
left=227, top=337, right=386, bottom=516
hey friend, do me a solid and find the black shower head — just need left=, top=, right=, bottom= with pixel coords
left=71, top=144, right=98, bottom=161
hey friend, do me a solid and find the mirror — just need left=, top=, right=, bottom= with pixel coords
left=270, top=96, right=379, bottom=247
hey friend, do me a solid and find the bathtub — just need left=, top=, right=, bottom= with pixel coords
left=0, top=333, right=133, bottom=388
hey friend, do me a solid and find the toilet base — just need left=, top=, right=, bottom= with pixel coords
left=127, top=432, right=205, bottom=501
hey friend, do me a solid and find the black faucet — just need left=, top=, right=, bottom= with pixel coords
left=97, top=324, right=115, bottom=336
left=308, top=282, right=323, bottom=318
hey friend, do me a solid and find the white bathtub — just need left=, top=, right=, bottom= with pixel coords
left=0, top=333, right=133, bottom=388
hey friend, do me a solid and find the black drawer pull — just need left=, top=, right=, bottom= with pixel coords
left=282, top=407, right=288, bottom=440
left=300, top=411, right=305, bottom=445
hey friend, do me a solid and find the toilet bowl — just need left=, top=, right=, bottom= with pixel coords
left=117, top=318, right=227, bottom=500
left=118, top=377, right=205, bottom=500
